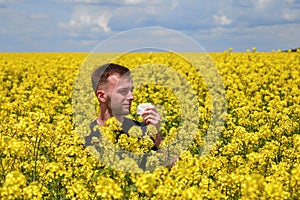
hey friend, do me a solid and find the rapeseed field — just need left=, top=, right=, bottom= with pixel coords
left=0, top=51, right=299, bottom=199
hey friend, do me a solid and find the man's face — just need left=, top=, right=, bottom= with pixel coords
left=106, top=74, right=134, bottom=116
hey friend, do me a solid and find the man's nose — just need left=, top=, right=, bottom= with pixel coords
left=127, top=91, right=134, bottom=100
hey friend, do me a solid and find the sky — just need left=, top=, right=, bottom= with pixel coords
left=0, top=0, right=300, bottom=52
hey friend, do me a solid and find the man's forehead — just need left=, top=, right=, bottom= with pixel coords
left=108, top=74, right=133, bottom=87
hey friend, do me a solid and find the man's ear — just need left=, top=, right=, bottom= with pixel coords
left=96, top=90, right=106, bottom=102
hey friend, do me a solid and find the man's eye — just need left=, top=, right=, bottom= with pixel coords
left=119, top=90, right=127, bottom=95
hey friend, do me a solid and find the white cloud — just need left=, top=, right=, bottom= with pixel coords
left=170, top=0, right=178, bottom=10
left=123, top=0, right=142, bottom=5
left=285, top=0, right=295, bottom=3
left=95, top=14, right=111, bottom=32
left=213, top=15, right=232, bottom=26
left=59, top=7, right=112, bottom=33
left=59, top=1, right=177, bottom=33
left=283, top=13, right=297, bottom=20
left=256, top=0, right=270, bottom=9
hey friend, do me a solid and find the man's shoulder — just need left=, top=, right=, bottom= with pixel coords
left=90, top=119, right=98, bottom=129
left=86, top=117, right=146, bottom=136
left=85, top=119, right=100, bottom=146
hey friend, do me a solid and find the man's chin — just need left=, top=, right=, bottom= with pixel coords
left=123, top=110, right=130, bottom=115
left=112, top=110, right=130, bottom=116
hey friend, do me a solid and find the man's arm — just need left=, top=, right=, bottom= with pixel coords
left=141, top=105, right=163, bottom=147
left=154, top=132, right=163, bottom=147
left=142, top=107, right=178, bottom=168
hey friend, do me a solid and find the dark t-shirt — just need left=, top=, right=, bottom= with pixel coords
left=84, top=117, right=158, bottom=170
left=84, top=117, right=157, bottom=150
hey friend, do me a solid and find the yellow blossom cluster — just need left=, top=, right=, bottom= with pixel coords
left=0, top=51, right=299, bottom=199
left=99, top=117, right=156, bottom=154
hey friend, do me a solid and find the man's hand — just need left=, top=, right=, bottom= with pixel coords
left=141, top=105, right=161, bottom=130
left=141, top=105, right=163, bottom=147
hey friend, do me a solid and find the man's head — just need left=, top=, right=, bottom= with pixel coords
left=92, top=63, right=130, bottom=93
left=92, top=63, right=134, bottom=117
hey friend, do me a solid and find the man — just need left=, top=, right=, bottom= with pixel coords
left=86, top=63, right=163, bottom=150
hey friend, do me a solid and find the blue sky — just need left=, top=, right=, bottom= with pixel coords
left=0, top=0, right=300, bottom=52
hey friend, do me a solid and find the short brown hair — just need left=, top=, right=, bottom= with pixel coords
left=91, top=63, right=130, bottom=93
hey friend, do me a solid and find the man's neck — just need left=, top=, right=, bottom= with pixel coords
left=97, top=110, right=124, bottom=125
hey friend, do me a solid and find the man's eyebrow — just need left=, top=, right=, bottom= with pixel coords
left=117, top=86, right=134, bottom=90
